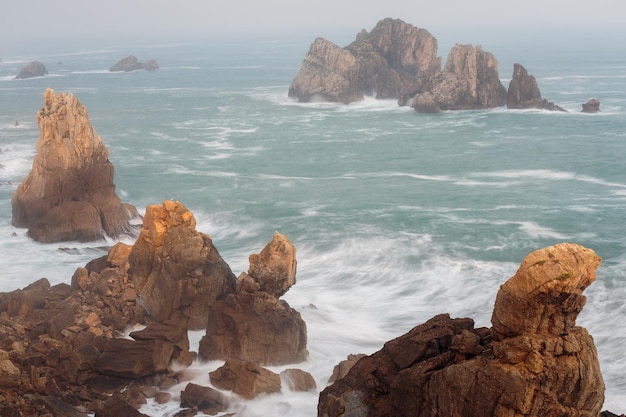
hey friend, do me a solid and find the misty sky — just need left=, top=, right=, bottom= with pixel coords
left=2, top=0, right=625, bottom=44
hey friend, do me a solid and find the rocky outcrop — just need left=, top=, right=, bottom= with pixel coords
left=198, top=232, right=307, bottom=365
left=14, top=60, right=48, bottom=79
left=318, top=243, right=605, bottom=417
left=11, top=88, right=138, bottom=243
left=0, top=201, right=311, bottom=415
left=506, top=63, right=566, bottom=111
left=289, top=18, right=440, bottom=104
left=412, top=44, right=507, bottom=112
left=128, top=200, right=237, bottom=330
left=109, top=55, right=159, bottom=72
left=582, top=98, right=601, bottom=113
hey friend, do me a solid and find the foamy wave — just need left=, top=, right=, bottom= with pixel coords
left=475, top=169, right=626, bottom=189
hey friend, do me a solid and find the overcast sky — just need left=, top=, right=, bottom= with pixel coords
left=2, top=0, right=625, bottom=44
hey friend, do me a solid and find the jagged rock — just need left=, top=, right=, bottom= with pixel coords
left=180, top=383, right=230, bottom=414
left=14, top=60, right=48, bottom=79
left=109, top=55, right=159, bottom=72
left=288, top=37, right=362, bottom=103
left=412, top=44, right=506, bottom=112
left=318, top=243, right=605, bottom=417
left=11, top=88, right=139, bottom=243
left=582, top=98, right=601, bottom=113
left=289, top=18, right=440, bottom=104
left=209, top=360, right=281, bottom=400
left=95, top=394, right=150, bottom=417
left=127, top=200, right=237, bottom=329
left=327, top=354, right=367, bottom=384
left=506, top=63, right=566, bottom=111
left=95, top=338, right=175, bottom=378
left=198, top=232, right=307, bottom=366
left=280, top=368, right=317, bottom=392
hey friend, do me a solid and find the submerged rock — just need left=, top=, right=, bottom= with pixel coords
left=14, top=60, right=48, bottom=79
left=11, top=88, right=138, bottom=243
left=318, top=243, right=605, bottom=417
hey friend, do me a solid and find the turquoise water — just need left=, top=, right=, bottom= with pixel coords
left=1, top=32, right=625, bottom=415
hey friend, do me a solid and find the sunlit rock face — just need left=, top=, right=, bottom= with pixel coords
left=11, top=88, right=138, bottom=243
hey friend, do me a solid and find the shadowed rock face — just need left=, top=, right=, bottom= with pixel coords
left=14, top=60, right=48, bottom=79
left=412, top=44, right=507, bottom=112
left=11, top=88, right=138, bottom=243
left=109, top=55, right=159, bottom=72
left=506, top=63, right=566, bottom=111
left=288, top=18, right=440, bottom=104
left=318, top=243, right=605, bottom=417
left=582, top=98, right=601, bottom=113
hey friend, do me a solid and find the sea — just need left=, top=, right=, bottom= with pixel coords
left=1, top=27, right=625, bottom=415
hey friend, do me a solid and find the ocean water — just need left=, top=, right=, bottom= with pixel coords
left=1, top=30, right=625, bottom=415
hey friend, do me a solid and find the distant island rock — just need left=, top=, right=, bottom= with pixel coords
left=506, top=63, right=566, bottom=111
left=109, top=55, right=159, bottom=72
left=289, top=18, right=440, bottom=105
left=14, top=60, right=48, bottom=79
left=290, top=18, right=576, bottom=113
left=11, top=88, right=139, bottom=243
left=582, top=98, right=601, bottom=113
left=412, top=43, right=507, bottom=112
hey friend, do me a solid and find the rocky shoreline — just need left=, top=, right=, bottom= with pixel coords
left=0, top=82, right=619, bottom=415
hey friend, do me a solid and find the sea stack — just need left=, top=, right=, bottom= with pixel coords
left=318, top=243, right=605, bottom=417
left=582, top=98, right=601, bottom=113
left=506, top=63, right=566, bottom=111
left=11, top=88, right=138, bottom=243
left=14, top=60, right=48, bottom=79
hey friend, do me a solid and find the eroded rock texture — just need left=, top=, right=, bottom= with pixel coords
left=289, top=18, right=440, bottom=104
left=199, top=232, right=308, bottom=366
left=318, top=243, right=605, bottom=417
left=506, top=63, right=566, bottom=111
left=128, top=200, right=237, bottom=330
left=11, top=88, right=138, bottom=243
left=412, top=44, right=507, bottom=112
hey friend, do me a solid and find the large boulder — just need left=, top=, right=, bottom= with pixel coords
left=127, top=200, right=237, bottom=330
left=209, top=360, right=281, bottom=400
left=412, top=44, right=507, bottom=112
left=289, top=18, right=441, bottom=104
left=11, top=88, right=138, bottom=243
left=506, top=63, right=566, bottom=111
left=198, top=232, right=307, bottom=365
left=318, top=243, right=605, bottom=417
left=582, top=98, right=601, bottom=113
left=14, top=60, right=48, bottom=79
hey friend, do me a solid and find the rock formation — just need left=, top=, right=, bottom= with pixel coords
left=127, top=200, right=237, bottom=330
left=14, top=60, right=48, bottom=79
left=582, top=98, right=601, bottom=113
left=506, top=63, right=566, bottom=111
left=109, top=55, right=159, bottom=72
left=412, top=44, right=507, bottom=112
left=11, top=88, right=138, bottom=243
left=0, top=201, right=312, bottom=415
left=318, top=243, right=605, bottom=417
left=199, top=232, right=308, bottom=365
left=289, top=18, right=440, bottom=104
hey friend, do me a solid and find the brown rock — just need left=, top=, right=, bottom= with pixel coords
left=109, top=55, right=159, bottom=72
left=95, top=394, right=150, bottom=417
left=180, top=382, right=229, bottom=414
left=11, top=88, right=139, bottom=243
left=209, top=360, right=281, bottom=400
left=506, top=63, right=566, bottom=111
left=318, top=243, right=605, bottom=417
left=248, top=232, right=297, bottom=297
left=412, top=44, right=506, bottom=112
left=582, top=98, right=601, bottom=113
left=128, top=200, right=237, bottom=329
left=327, top=354, right=367, bottom=383
left=289, top=18, right=441, bottom=105
left=280, top=368, right=317, bottom=392
left=14, top=60, right=48, bottom=79
left=95, top=338, right=175, bottom=378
